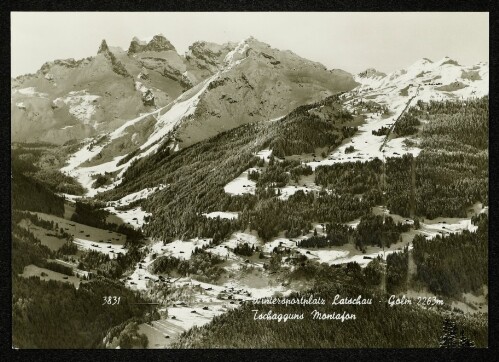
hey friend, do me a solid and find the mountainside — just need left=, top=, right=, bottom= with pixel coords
left=50, top=51, right=487, bottom=201
left=176, top=37, right=357, bottom=146
left=11, top=35, right=232, bottom=144
left=307, top=56, right=489, bottom=165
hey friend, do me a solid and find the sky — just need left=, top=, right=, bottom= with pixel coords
left=11, top=12, right=489, bottom=77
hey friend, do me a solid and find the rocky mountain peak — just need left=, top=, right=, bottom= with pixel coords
left=97, top=39, right=109, bottom=54
left=148, top=34, right=175, bottom=51
left=438, top=56, right=460, bottom=66
left=128, top=34, right=176, bottom=54
left=358, top=68, right=386, bottom=78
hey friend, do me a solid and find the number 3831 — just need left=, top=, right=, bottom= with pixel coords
left=102, top=296, right=121, bottom=305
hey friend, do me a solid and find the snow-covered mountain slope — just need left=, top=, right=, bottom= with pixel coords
left=354, top=56, right=488, bottom=101
left=305, top=57, right=489, bottom=168
left=57, top=37, right=358, bottom=197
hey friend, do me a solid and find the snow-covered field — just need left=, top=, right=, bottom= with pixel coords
left=204, top=231, right=260, bottom=260
left=61, top=193, right=83, bottom=202
left=224, top=168, right=257, bottom=195
left=202, top=211, right=239, bottom=220
left=138, top=276, right=291, bottom=348
left=418, top=217, right=478, bottom=238
left=255, top=149, right=272, bottom=161
left=277, top=184, right=322, bottom=201
left=104, top=206, right=151, bottom=229
left=158, top=238, right=212, bottom=260
left=298, top=249, right=350, bottom=264
left=107, top=184, right=167, bottom=207
left=73, top=237, right=126, bottom=259
left=262, top=237, right=298, bottom=253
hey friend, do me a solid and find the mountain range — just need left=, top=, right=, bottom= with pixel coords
left=11, top=35, right=357, bottom=145
left=11, top=34, right=488, bottom=199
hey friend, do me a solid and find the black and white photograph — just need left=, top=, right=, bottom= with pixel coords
left=10, top=11, right=489, bottom=349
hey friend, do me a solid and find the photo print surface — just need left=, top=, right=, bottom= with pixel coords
left=11, top=11, right=489, bottom=349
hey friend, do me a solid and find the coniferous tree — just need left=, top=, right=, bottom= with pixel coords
left=458, top=330, right=476, bottom=348
left=439, top=317, right=458, bottom=348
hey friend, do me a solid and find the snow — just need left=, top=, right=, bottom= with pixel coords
left=135, top=81, right=149, bottom=94
left=14, top=87, right=48, bottom=98
left=354, top=57, right=488, bottom=102
left=329, top=250, right=396, bottom=267
left=107, top=184, right=167, bottom=207
left=140, top=73, right=219, bottom=150
left=139, top=273, right=291, bottom=338
left=126, top=264, right=159, bottom=290
left=224, top=168, right=257, bottom=195
left=219, top=232, right=260, bottom=250
left=202, top=211, right=239, bottom=220
left=299, top=249, right=350, bottom=264
left=223, top=38, right=251, bottom=70
left=60, top=193, right=83, bottom=202
left=345, top=218, right=361, bottom=229
left=253, top=205, right=480, bottom=269
left=62, top=154, right=123, bottom=197
left=60, top=108, right=167, bottom=197
left=333, top=58, right=488, bottom=168
left=221, top=279, right=292, bottom=300
left=277, top=184, right=322, bottom=201
left=73, top=237, right=127, bottom=259
left=54, top=90, right=100, bottom=125
left=255, top=149, right=272, bottom=162
left=206, top=245, right=235, bottom=259
left=418, top=217, right=478, bottom=239
left=262, top=238, right=298, bottom=253
left=307, top=89, right=422, bottom=170
left=159, top=238, right=212, bottom=260
left=104, top=206, right=151, bottom=229
left=60, top=125, right=74, bottom=130
left=109, top=108, right=163, bottom=141
left=269, top=115, right=286, bottom=122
